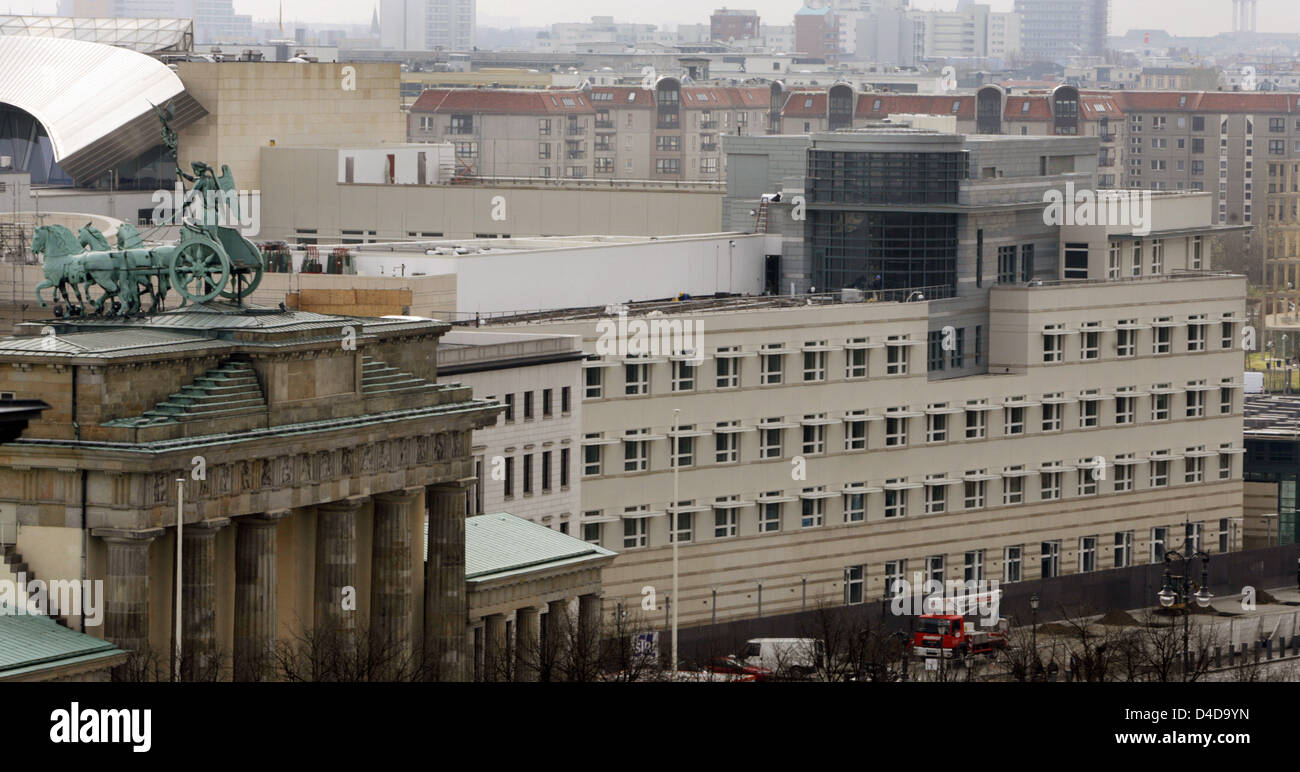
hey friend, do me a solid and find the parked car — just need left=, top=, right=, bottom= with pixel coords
left=740, top=638, right=825, bottom=679
left=705, top=656, right=772, bottom=681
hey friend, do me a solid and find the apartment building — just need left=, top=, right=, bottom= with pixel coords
left=918, top=3, right=1021, bottom=61
left=711, top=8, right=760, bottom=42
left=483, top=129, right=1246, bottom=628
left=436, top=331, right=585, bottom=531
left=1013, top=0, right=1109, bottom=61
left=408, top=81, right=771, bottom=182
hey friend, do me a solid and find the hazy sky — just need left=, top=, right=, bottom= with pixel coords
left=18, top=0, right=1300, bottom=37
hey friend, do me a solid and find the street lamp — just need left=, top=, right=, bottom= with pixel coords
left=670, top=408, right=680, bottom=677
left=892, top=630, right=911, bottom=682
left=1029, top=593, right=1040, bottom=681
left=1157, top=547, right=1212, bottom=681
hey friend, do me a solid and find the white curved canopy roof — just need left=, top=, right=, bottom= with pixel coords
left=0, top=35, right=206, bottom=181
left=0, top=16, right=193, bottom=54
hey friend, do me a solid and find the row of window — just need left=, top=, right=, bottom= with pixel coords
left=495, top=387, right=572, bottom=423
left=1042, top=317, right=1237, bottom=362
left=582, top=391, right=1237, bottom=475
left=588, top=450, right=1238, bottom=549
left=499, top=448, right=572, bottom=499
left=839, top=521, right=1229, bottom=603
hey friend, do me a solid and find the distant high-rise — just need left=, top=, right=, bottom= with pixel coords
left=58, top=0, right=194, bottom=18
left=1014, top=0, right=1108, bottom=61
left=710, top=8, right=759, bottom=43
left=794, top=3, right=839, bottom=62
left=381, top=0, right=476, bottom=51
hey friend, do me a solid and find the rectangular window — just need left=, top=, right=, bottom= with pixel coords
left=1186, top=388, right=1205, bottom=418
left=1079, top=397, right=1099, bottom=428
left=1116, top=325, right=1136, bottom=357
left=524, top=391, right=534, bottom=420
left=926, top=555, right=945, bottom=585
left=843, top=489, right=865, bottom=523
left=1043, top=331, right=1064, bottom=363
left=885, top=561, right=906, bottom=598
left=801, top=419, right=826, bottom=455
left=1114, top=531, right=1133, bottom=568
left=845, top=344, right=868, bottom=378
left=623, top=516, right=648, bottom=549
left=965, top=409, right=987, bottom=439
left=1220, top=387, right=1232, bottom=414
left=1041, top=402, right=1062, bottom=432
left=997, top=245, right=1017, bottom=283
left=715, top=351, right=740, bottom=388
left=760, top=496, right=782, bottom=532
left=926, top=410, right=948, bottom=443
left=1080, top=329, right=1099, bottom=360
left=1116, top=395, right=1135, bottom=424
left=714, top=505, right=738, bottom=539
left=844, top=414, right=868, bottom=450
left=560, top=448, right=570, bottom=488
left=759, top=421, right=784, bottom=459
left=1004, top=406, right=1025, bottom=435
left=670, top=430, right=695, bottom=468
left=1078, top=463, right=1098, bottom=496
left=1219, top=518, right=1230, bottom=552
left=964, top=551, right=984, bottom=582
left=1080, top=536, right=1097, bottom=573
left=1187, top=319, right=1206, bottom=352
left=802, top=347, right=827, bottom=382
left=584, top=367, right=603, bottom=399
left=925, top=480, right=947, bottom=514
left=964, top=478, right=986, bottom=509
left=1185, top=453, right=1204, bottom=483
left=760, top=348, right=784, bottom=385
left=800, top=489, right=825, bottom=528
left=504, top=456, right=515, bottom=497
left=504, top=393, right=515, bottom=421
left=1004, top=546, right=1022, bottom=583
left=928, top=330, right=945, bottom=372
left=1152, top=526, right=1168, bottom=562
left=522, top=454, right=533, bottom=493
left=885, top=414, right=908, bottom=446
left=582, top=439, right=602, bottom=476
left=542, top=388, right=553, bottom=417
left=1040, top=470, right=1061, bottom=500
left=1114, top=459, right=1134, bottom=492
left=1040, top=541, right=1060, bottom=579
left=886, top=339, right=909, bottom=375
left=1150, top=457, right=1170, bottom=487
left=625, top=362, right=649, bottom=395
left=715, top=424, right=739, bottom=463
left=541, top=451, right=552, bottom=492
left=1152, top=391, right=1170, bottom=421
left=671, top=360, right=696, bottom=392
left=884, top=485, right=907, bottom=518
left=845, top=565, right=865, bottom=604
left=1003, top=471, right=1024, bottom=504
left=582, top=521, right=601, bottom=544
left=1219, top=451, right=1233, bottom=479
left=623, top=433, right=649, bottom=472
left=561, top=386, right=571, bottom=414
left=1153, top=320, right=1172, bottom=354
left=671, top=509, right=694, bottom=544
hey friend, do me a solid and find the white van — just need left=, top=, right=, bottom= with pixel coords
left=740, top=638, right=825, bottom=677
left=1244, top=371, right=1264, bottom=394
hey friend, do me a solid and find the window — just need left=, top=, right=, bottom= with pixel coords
left=670, top=429, right=695, bottom=468
left=1004, top=405, right=1025, bottom=435
left=760, top=346, right=784, bottom=385
left=715, top=423, right=739, bottom=463
left=800, top=488, right=825, bottom=528
left=1043, top=329, right=1064, bottom=363
left=504, top=456, right=515, bottom=498
left=885, top=413, right=908, bottom=447
left=715, top=350, right=740, bottom=388
left=997, top=245, right=1017, bottom=283
left=964, top=551, right=985, bottom=582
left=1004, top=546, right=1022, bottom=583
left=1153, top=319, right=1172, bottom=354
left=844, top=565, right=865, bottom=604
left=928, top=330, right=946, bottom=372
left=560, top=448, right=570, bottom=488
left=1040, top=469, right=1061, bottom=500
left=760, top=495, right=782, bottom=532
left=886, top=338, right=909, bottom=375
left=1219, top=448, right=1233, bottom=479
left=1220, top=387, right=1233, bottom=414
left=1186, top=386, right=1205, bottom=418
left=1078, top=461, right=1098, bottom=496
left=974, top=326, right=983, bottom=366
left=1132, top=243, right=1142, bottom=276
left=623, top=431, right=650, bottom=472
left=1003, top=469, right=1024, bottom=504
left=655, top=158, right=680, bottom=175
left=1041, top=401, right=1062, bottom=432
left=671, top=360, right=696, bottom=391
left=584, top=367, right=604, bottom=399
left=1080, top=536, right=1097, bottom=572
left=926, top=409, right=948, bottom=443
left=926, top=555, right=945, bottom=584
left=1221, top=321, right=1234, bottom=349
left=1116, top=393, right=1135, bottom=424
left=1063, top=242, right=1089, bottom=279
left=1219, top=518, right=1230, bottom=552
left=450, top=114, right=473, bottom=134
left=845, top=342, right=868, bottom=378
left=1114, top=457, right=1134, bottom=492
left=801, top=417, right=826, bottom=455
left=670, top=508, right=694, bottom=544
left=1114, top=531, right=1133, bottom=568
left=524, top=391, right=534, bottom=420
left=1079, top=396, right=1099, bottom=428
left=1191, top=236, right=1203, bottom=269
left=582, top=436, right=603, bottom=476
left=1185, top=452, right=1204, bottom=483
left=884, top=484, right=907, bottom=518
left=623, top=516, right=648, bottom=549
left=538, top=143, right=552, bottom=159
left=1150, top=455, right=1170, bottom=487
left=844, top=413, right=868, bottom=450
left=885, top=561, right=906, bottom=598
left=504, top=393, right=515, bottom=421
left=1151, top=526, right=1167, bottom=562
left=1021, top=244, right=1035, bottom=282
left=949, top=328, right=965, bottom=368
left=964, top=476, right=986, bottom=509
left=625, top=360, right=649, bottom=395
left=925, top=479, right=947, bottom=514
left=1107, top=241, right=1121, bottom=279
left=1152, top=390, right=1171, bottom=421
left=802, top=345, right=827, bottom=381
left=582, top=521, right=601, bottom=544
left=1040, top=541, right=1061, bottom=579
left=759, top=420, right=784, bottom=458
left=538, top=118, right=552, bottom=135
left=561, top=387, right=571, bottom=414
left=714, top=503, right=738, bottom=538
left=522, top=453, right=534, bottom=494
left=843, top=488, right=866, bottom=522
left=541, top=451, right=552, bottom=492
left=965, top=408, right=987, bottom=439
left=1116, top=324, right=1136, bottom=358
left=542, top=389, right=553, bottom=417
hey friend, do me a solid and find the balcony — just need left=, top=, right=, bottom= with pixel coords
left=567, top=126, right=585, bottom=136
left=448, top=126, right=474, bottom=135
left=1098, top=159, right=1115, bottom=167
left=1100, top=132, right=1116, bottom=142
left=700, top=143, right=718, bottom=152
left=700, top=120, right=718, bottom=130
left=595, top=120, right=614, bottom=129
left=567, top=151, right=586, bottom=160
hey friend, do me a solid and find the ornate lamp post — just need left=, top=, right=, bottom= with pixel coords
left=1029, top=593, right=1041, bottom=681
left=1157, top=549, right=1213, bottom=681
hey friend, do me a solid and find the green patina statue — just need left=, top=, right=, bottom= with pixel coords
left=30, top=100, right=265, bottom=316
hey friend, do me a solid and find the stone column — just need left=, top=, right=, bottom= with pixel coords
left=424, top=481, right=469, bottom=681
left=233, top=511, right=287, bottom=682
left=315, top=497, right=364, bottom=641
left=577, top=593, right=603, bottom=674
left=515, top=606, right=540, bottom=682
left=97, top=528, right=163, bottom=679
left=544, top=598, right=569, bottom=681
left=181, top=518, right=229, bottom=681
left=482, top=613, right=507, bottom=682
left=371, top=489, right=419, bottom=678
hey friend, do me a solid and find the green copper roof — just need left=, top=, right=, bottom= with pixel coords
left=0, top=608, right=125, bottom=678
left=424, top=512, right=616, bottom=581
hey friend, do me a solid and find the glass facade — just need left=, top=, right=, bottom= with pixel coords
left=805, top=148, right=964, bottom=293
left=0, top=105, right=171, bottom=189
left=1243, top=437, right=1300, bottom=545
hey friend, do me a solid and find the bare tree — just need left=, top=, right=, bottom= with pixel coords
left=276, top=622, right=420, bottom=682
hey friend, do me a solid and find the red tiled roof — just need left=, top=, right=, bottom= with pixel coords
left=590, top=86, right=655, bottom=108
left=1003, top=95, right=1053, bottom=120
left=782, top=91, right=827, bottom=116
left=1115, top=91, right=1300, bottom=113
left=854, top=94, right=974, bottom=119
left=410, top=88, right=594, bottom=114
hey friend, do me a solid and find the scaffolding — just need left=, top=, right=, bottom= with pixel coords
left=0, top=222, right=28, bottom=263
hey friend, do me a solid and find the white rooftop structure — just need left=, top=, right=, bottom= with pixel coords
left=0, top=15, right=193, bottom=54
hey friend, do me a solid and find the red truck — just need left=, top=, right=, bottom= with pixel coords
left=909, top=592, right=1008, bottom=659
